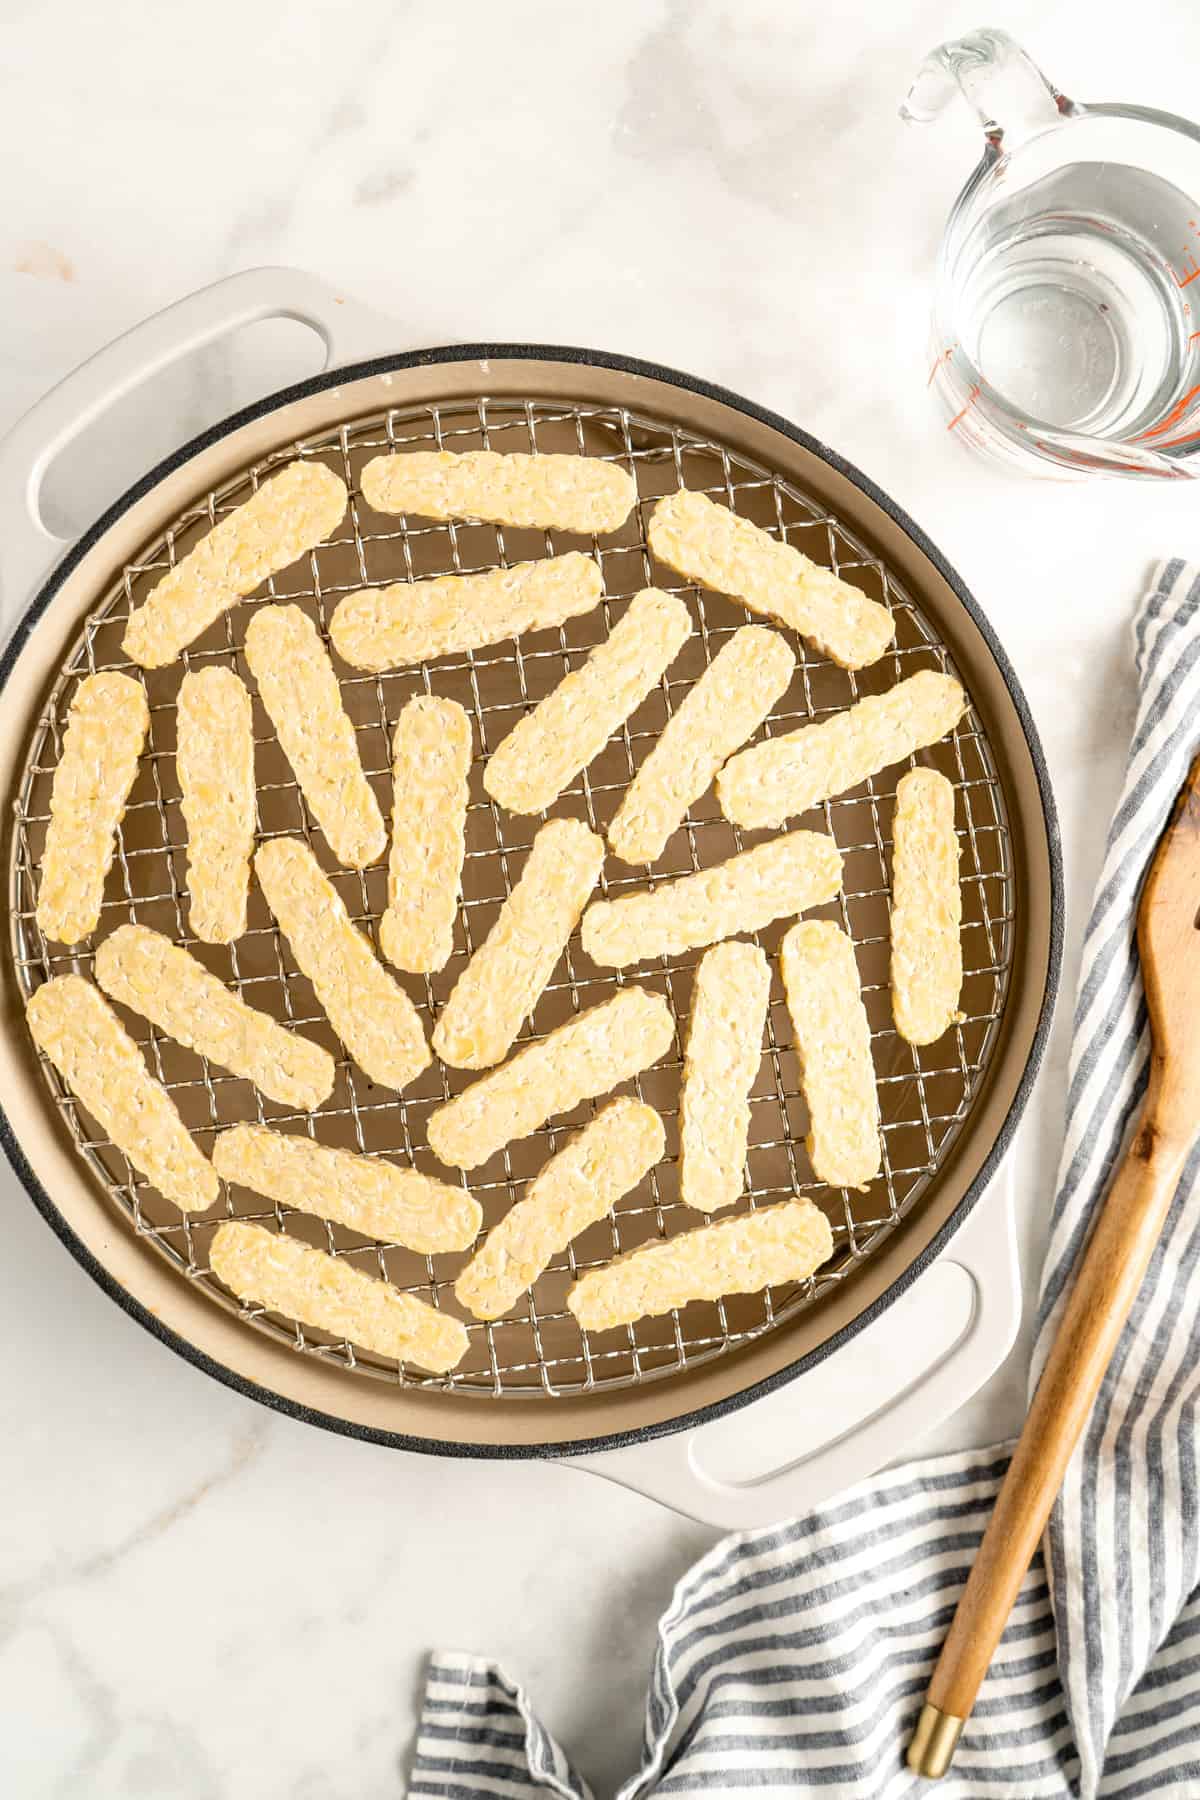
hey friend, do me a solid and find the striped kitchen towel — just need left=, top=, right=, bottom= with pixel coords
left=410, top=560, right=1200, bottom=1800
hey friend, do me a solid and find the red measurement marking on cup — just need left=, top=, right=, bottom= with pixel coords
left=1135, top=427, right=1200, bottom=451
left=1176, top=257, right=1200, bottom=289
left=946, top=385, right=981, bottom=431
left=927, top=345, right=955, bottom=387
left=1054, top=445, right=1167, bottom=472
left=1133, top=384, right=1200, bottom=441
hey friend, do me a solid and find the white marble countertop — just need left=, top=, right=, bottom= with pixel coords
left=3, top=2, right=1200, bottom=1794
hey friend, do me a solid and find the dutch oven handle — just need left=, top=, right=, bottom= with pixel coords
left=562, top=1168, right=1021, bottom=1531
left=0, top=266, right=392, bottom=618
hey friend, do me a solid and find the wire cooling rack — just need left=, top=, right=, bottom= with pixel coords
left=8, top=393, right=1014, bottom=1398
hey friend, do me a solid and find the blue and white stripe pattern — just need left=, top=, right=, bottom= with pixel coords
left=410, top=562, right=1200, bottom=1800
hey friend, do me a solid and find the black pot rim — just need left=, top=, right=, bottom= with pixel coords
left=0, top=339, right=1064, bottom=1462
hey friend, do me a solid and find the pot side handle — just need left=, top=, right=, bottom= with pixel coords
left=561, top=1165, right=1020, bottom=1532
left=0, top=266, right=391, bottom=612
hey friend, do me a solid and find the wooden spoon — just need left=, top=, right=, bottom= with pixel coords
left=908, top=752, right=1200, bottom=1778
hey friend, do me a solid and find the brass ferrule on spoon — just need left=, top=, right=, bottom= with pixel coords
left=908, top=1704, right=964, bottom=1780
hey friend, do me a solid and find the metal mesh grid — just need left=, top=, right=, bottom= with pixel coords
left=9, top=391, right=1015, bottom=1400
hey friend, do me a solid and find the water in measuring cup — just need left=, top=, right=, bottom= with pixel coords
left=952, top=162, right=1198, bottom=437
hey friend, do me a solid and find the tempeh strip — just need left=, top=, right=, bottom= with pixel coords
left=123, top=461, right=347, bottom=667
left=255, top=837, right=429, bottom=1092
left=581, top=830, right=841, bottom=969
left=484, top=589, right=691, bottom=815
left=95, top=925, right=334, bottom=1111
left=433, top=819, right=603, bottom=1070
left=210, top=1222, right=468, bottom=1373
left=36, top=672, right=149, bottom=944
left=212, top=1125, right=481, bottom=1255
left=890, top=768, right=963, bottom=1045
left=362, top=450, right=635, bottom=534
left=427, top=988, right=674, bottom=1170
left=567, top=1198, right=834, bottom=1330
left=177, top=666, right=255, bottom=943
left=244, top=604, right=385, bottom=868
left=380, top=696, right=471, bottom=974
left=717, top=669, right=967, bottom=829
left=455, top=1098, right=664, bottom=1320
left=780, top=920, right=880, bottom=1190
left=329, top=553, right=603, bottom=672
left=648, top=488, right=893, bottom=670
left=679, top=943, right=770, bottom=1212
left=26, top=975, right=218, bottom=1213
left=608, top=625, right=795, bottom=865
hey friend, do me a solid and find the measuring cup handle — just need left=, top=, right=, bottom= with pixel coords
left=901, top=28, right=1077, bottom=151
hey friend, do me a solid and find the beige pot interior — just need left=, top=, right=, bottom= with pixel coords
left=0, top=354, right=1057, bottom=1451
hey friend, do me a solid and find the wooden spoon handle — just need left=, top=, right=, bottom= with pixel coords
left=908, top=1074, right=1192, bottom=1778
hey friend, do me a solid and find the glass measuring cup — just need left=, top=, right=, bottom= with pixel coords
left=904, top=29, right=1200, bottom=478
